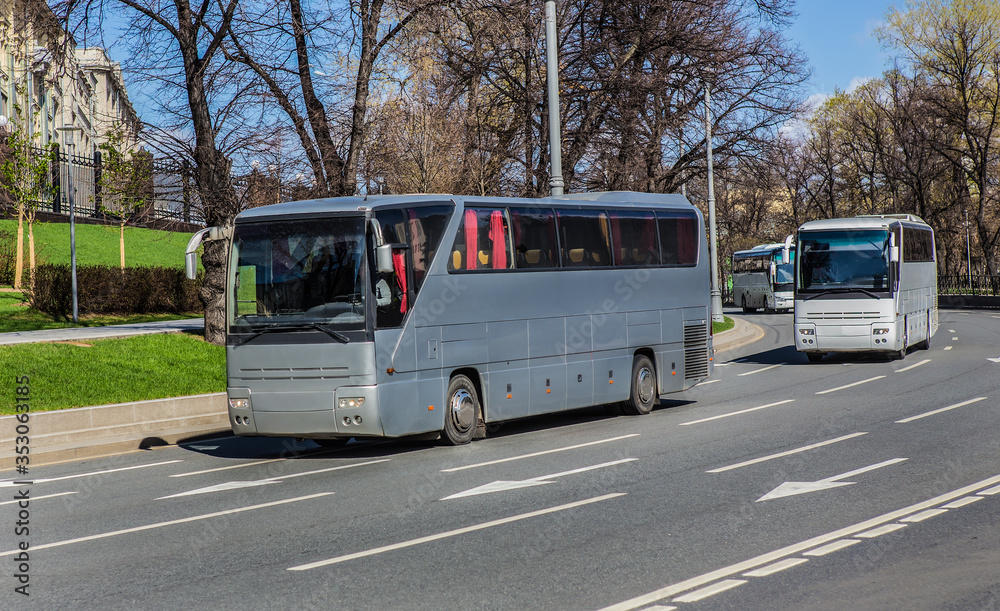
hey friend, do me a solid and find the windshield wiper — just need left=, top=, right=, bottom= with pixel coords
left=232, top=322, right=350, bottom=346
left=804, top=287, right=881, bottom=301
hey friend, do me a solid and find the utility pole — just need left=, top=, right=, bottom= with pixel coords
left=705, top=82, right=724, bottom=322
left=544, top=1, right=564, bottom=196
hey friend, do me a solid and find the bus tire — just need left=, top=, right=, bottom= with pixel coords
left=622, top=355, right=657, bottom=415
left=443, top=375, right=480, bottom=445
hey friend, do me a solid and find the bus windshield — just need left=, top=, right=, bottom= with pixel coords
left=229, top=217, right=367, bottom=334
left=798, top=230, right=890, bottom=293
left=773, top=251, right=795, bottom=290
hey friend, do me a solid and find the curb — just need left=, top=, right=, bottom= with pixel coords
left=1, top=393, right=228, bottom=470
left=714, top=314, right=763, bottom=354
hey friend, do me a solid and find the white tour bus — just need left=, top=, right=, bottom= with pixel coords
left=186, top=192, right=714, bottom=445
left=793, top=214, right=937, bottom=361
left=732, top=240, right=795, bottom=312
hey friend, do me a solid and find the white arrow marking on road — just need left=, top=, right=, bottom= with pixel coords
left=988, top=357, right=1000, bottom=363
left=440, top=458, right=637, bottom=500
left=756, top=458, right=907, bottom=502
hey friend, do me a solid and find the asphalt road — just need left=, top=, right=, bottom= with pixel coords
left=3, top=309, right=1000, bottom=610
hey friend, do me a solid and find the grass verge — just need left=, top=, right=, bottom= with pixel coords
left=712, top=316, right=735, bottom=335
left=0, top=333, right=225, bottom=414
left=0, top=290, right=199, bottom=334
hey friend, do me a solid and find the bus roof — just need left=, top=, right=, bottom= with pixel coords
left=235, top=191, right=698, bottom=222
left=797, top=214, right=929, bottom=233
left=732, top=243, right=791, bottom=257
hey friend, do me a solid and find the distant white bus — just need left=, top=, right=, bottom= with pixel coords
left=731, top=241, right=795, bottom=312
left=793, top=214, right=937, bottom=361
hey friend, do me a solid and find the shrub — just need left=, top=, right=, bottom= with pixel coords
left=0, top=229, right=15, bottom=285
left=29, top=264, right=204, bottom=317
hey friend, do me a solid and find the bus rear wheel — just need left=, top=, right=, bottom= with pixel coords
left=443, top=375, right=480, bottom=445
left=622, top=355, right=657, bottom=415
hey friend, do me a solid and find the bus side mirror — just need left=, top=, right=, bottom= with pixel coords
left=782, top=234, right=793, bottom=265
left=376, top=244, right=395, bottom=273
left=890, top=246, right=899, bottom=263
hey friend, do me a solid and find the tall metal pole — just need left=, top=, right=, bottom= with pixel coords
left=965, top=208, right=972, bottom=290
left=544, top=1, right=564, bottom=196
left=58, top=127, right=80, bottom=323
left=705, top=83, right=724, bottom=322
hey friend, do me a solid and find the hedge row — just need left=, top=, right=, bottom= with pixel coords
left=30, top=264, right=204, bottom=317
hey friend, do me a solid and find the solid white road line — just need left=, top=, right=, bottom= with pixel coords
left=707, top=432, right=868, bottom=473
left=288, top=493, right=626, bottom=571
left=0, top=460, right=183, bottom=487
left=738, top=363, right=785, bottom=377
left=171, top=458, right=286, bottom=478
left=441, top=435, right=640, bottom=472
left=0, top=491, right=77, bottom=505
left=895, top=359, right=930, bottom=373
left=598, top=472, right=1000, bottom=611
left=0, top=493, right=333, bottom=557
left=896, top=397, right=987, bottom=423
left=802, top=539, right=861, bottom=557
left=815, top=376, right=885, bottom=395
left=743, top=558, right=809, bottom=577
left=679, top=400, right=794, bottom=426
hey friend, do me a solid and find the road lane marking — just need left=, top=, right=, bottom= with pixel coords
left=942, top=496, right=983, bottom=509
left=679, top=400, right=794, bottom=426
left=288, top=493, right=626, bottom=571
left=695, top=379, right=721, bottom=386
left=895, top=359, right=930, bottom=372
left=856, top=523, right=907, bottom=538
left=902, top=509, right=948, bottom=522
left=0, top=491, right=77, bottom=505
left=441, top=458, right=637, bottom=500
left=171, top=458, right=287, bottom=478
left=0, top=460, right=182, bottom=487
left=0, top=493, right=333, bottom=557
left=815, top=376, right=884, bottom=395
left=896, top=397, right=987, bottom=423
left=708, top=432, right=868, bottom=473
left=944, top=346, right=953, bottom=351
left=738, top=363, right=785, bottom=377
left=756, top=458, right=907, bottom=502
left=441, top=435, right=639, bottom=472
left=598, top=472, right=1000, bottom=611
left=952, top=337, right=959, bottom=341
left=979, top=485, right=1000, bottom=495
left=159, top=459, right=391, bottom=499
left=803, top=539, right=860, bottom=557
left=673, top=580, right=746, bottom=603
left=743, top=558, right=809, bottom=576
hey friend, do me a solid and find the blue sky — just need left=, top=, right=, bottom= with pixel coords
left=786, top=0, right=901, bottom=104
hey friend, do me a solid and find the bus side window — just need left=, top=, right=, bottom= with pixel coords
left=510, top=207, right=558, bottom=269
left=556, top=209, right=611, bottom=267
left=610, top=210, right=659, bottom=266
left=449, top=207, right=513, bottom=272
left=658, top=211, right=699, bottom=265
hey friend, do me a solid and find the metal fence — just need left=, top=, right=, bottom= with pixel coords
left=938, top=274, right=1000, bottom=296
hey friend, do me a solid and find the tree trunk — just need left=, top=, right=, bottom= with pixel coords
left=13, top=206, right=23, bottom=290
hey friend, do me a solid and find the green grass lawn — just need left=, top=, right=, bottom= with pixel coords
left=713, top=316, right=735, bottom=335
left=0, top=290, right=199, bottom=333
left=0, top=219, right=194, bottom=269
left=0, top=333, right=225, bottom=414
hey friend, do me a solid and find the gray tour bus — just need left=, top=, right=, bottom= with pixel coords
left=186, top=191, right=714, bottom=445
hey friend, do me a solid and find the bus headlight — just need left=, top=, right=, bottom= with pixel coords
left=229, top=398, right=250, bottom=410
left=338, top=397, right=366, bottom=409
left=872, top=328, right=889, bottom=335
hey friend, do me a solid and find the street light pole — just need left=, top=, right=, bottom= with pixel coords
left=705, top=82, right=724, bottom=322
left=57, top=126, right=82, bottom=323
left=544, top=0, right=564, bottom=196
left=965, top=208, right=972, bottom=290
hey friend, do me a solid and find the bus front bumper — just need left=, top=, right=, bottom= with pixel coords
left=226, top=385, right=384, bottom=439
left=795, top=322, right=901, bottom=353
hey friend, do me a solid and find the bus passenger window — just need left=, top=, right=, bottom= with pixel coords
left=658, top=211, right=699, bottom=266
left=556, top=210, right=611, bottom=267
left=449, top=207, right=513, bottom=272
left=510, top=207, right=558, bottom=269
left=610, top=210, right=659, bottom=266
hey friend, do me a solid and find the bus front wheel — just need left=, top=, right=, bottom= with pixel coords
left=443, top=375, right=480, bottom=445
left=622, top=355, right=657, bottom=415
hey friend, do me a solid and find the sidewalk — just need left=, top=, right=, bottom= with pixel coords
left=0, top=318, right=204, bottom=345
left=1, top=315, right=760, bottom=469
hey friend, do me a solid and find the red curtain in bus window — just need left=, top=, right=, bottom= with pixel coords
left=392, top=251, right=408, bottom=313
left=464, top=209, right=478, bottom=270
left=677, top=215, right=697, bottom=264
left=489, top=209, right=507, bottom=269
left=610, top=215, right=622, bottom=264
